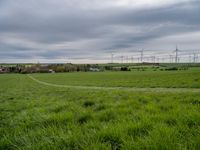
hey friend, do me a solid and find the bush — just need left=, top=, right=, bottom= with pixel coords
left=165, top=67, right=178, bottom=71
left=121, top=67, right=130, bottom=71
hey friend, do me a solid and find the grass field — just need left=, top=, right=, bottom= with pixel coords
left=32, top=70, right=200, bottom=88
left=0, top=70, right=200, bottom=149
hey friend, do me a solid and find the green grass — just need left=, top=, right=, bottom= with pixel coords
left=0, top=71, right=200, bottom=150
left=32, top=70, right=200, bottom=88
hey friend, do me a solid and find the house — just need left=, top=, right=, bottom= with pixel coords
left=0, top=68, right=3, bottom=73
left=0, top=67, right=8, bottom=73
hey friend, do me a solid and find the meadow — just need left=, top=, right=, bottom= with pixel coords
left=32, top=69, right=200, bottom=88
left=0, top=69, right=200, bottom=149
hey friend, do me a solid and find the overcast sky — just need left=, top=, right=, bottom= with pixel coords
left=0, top=0, right=200, bottom=63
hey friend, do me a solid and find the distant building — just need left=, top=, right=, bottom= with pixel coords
left=49, top=69, right=55, bottom=73
left=112, top=67, right=121, bottom=71
left=89, top=68, right=100, bottom=72
left=0, top=67, right=8, bottom=73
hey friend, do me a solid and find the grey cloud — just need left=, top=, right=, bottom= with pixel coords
left=0, top=0, right=200, bottom=62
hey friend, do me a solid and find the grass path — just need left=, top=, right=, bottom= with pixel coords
left=27, top=74, right=200, bottom=93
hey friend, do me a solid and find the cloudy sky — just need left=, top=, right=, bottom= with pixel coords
left=0, top=0, right=200, bottom=63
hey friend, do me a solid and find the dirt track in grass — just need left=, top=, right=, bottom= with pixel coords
left=27, top=74, right=200, bottom=93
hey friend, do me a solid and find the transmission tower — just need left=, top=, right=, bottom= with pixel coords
left=126, top=56, right=129, bottom=63
left=169, top=55, right=173, bottom=63
left=140, top=50, right=143, bottom=63
left=189, top=55, right=192, bottom=63
left=111, top=53, right=114, bottom=63
left=120, top=55, right=124, bottom=64
left=131, top=56, right=134, bottom=63
left=152, top=56, right=156, bottom=63
left=193, top=52, right=198, bottom=63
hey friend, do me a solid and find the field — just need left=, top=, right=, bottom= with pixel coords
left=0, top=69, right=200, bottom=149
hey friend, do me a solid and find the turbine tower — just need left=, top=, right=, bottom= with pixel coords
left=175, top=45, right=179, bottom=63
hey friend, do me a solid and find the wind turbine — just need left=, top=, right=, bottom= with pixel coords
left=174, top=45, right=180, bottom=63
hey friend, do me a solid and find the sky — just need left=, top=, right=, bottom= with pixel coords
left=0, top=0, right=200, bottom=63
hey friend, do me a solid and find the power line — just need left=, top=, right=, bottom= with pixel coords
left=104, top=48, right=200, bottom=64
